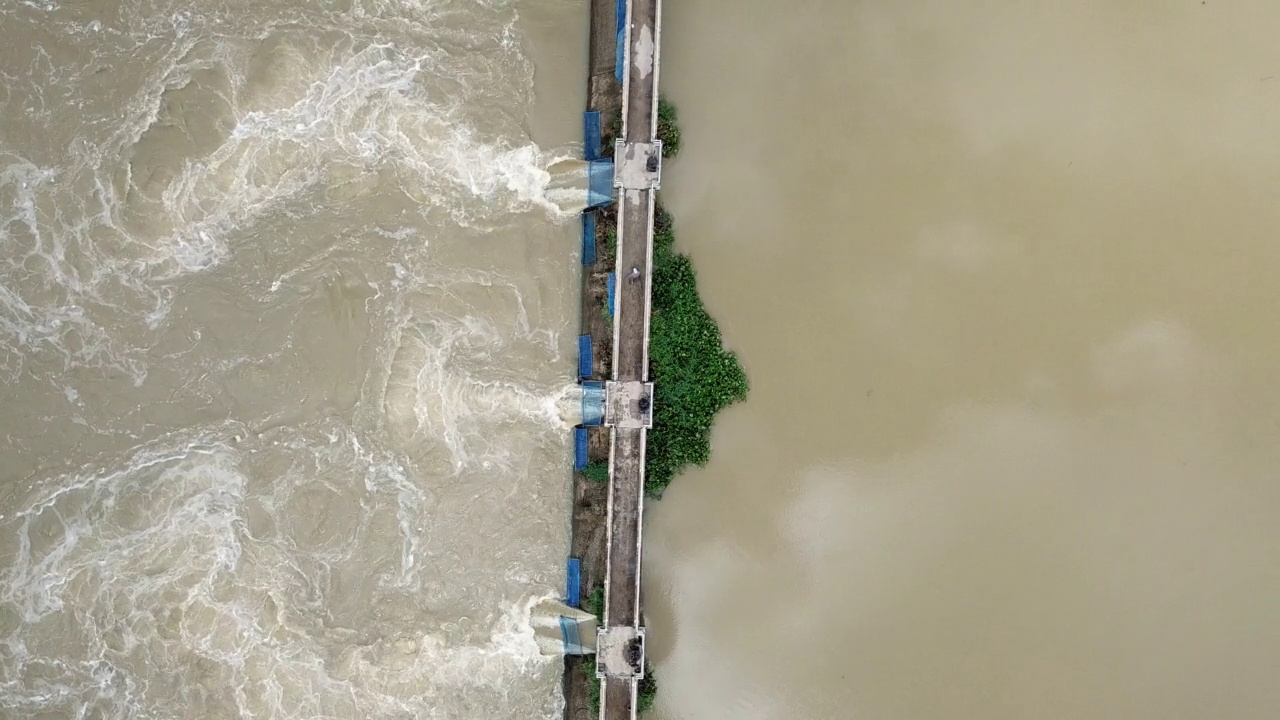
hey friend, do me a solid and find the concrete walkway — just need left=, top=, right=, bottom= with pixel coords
left=597, top=0, right=662, bottom=719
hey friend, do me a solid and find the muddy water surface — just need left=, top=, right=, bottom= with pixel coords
left=645, top=3, right=1280, bottom=719
left=0, top=0, right=589, bottom=717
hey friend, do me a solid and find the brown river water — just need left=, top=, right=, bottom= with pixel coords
left=0, top=0, right=590, bottom=717
left=5, top=0, right=1280, bottom=718
left=646, top=1, right=1280, bottom=719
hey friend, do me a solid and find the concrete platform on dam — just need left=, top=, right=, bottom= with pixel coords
left=605, top=381, right=654, bottom=429
left=596, top=625, right=646, bottom=678
left=614, top=140, right=662, bottom=189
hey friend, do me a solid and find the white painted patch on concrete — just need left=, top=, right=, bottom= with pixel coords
left=633, top=24, right=655, bottom=79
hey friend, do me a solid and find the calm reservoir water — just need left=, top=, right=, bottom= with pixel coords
left=646, top=2, right=1280, bottom=719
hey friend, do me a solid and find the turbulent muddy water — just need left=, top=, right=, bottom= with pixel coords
left=647, top=2, right=1280, bottom=719
left=0, top=1, right=587, bottom=718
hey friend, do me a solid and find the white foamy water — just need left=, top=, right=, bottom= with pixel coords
left=0, top=0, right=586, bottom=717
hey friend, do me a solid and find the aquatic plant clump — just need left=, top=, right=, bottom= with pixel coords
left=645, top=206, right=748, bottom=497
left=637, top=665, right=658, bottom=711
left=657, top=97, right=680, bottom=158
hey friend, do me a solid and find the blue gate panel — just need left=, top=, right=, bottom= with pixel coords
left=606, top=273, right=616, bottom=317
left=581, top=213, right=596, bottom=266
left=615, top=0, right=626, bottom=82
left=584, top=111, right=602, bottom=161
left=566, top=557, right=582, bottom=607
left=578, top=334, right=593, bottom=379
left=574, top=427, right=588, bottom=470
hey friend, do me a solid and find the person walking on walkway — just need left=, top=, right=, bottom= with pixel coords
left=629, top=266, right=640, bottom=281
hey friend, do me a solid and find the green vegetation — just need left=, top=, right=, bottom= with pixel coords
left=607, top=108, right=623, bottom=150
left=638, top=663, right=658, bottom=712
left=589, top=672, right=602, bottom=714
left=587, top=662, right=657, bottom=715
left=657, top=97, right=681, bottom=158
left=581, top=461, right=610, bottom=483
left=645, top=206, right=748, bottom=497
left=586, top=583, right=605, bottom=715
left=585, top=583, right=604, bottom=619
left=605, top=98, right=679, bottom=157
left=604, top=226, right=617, bottom=255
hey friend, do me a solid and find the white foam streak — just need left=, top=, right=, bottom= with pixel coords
left=0, top=426, right=563, bottom=717
left=2, top=19, right=581, bottom=383
left=379, top=302, right=572, bottom=473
